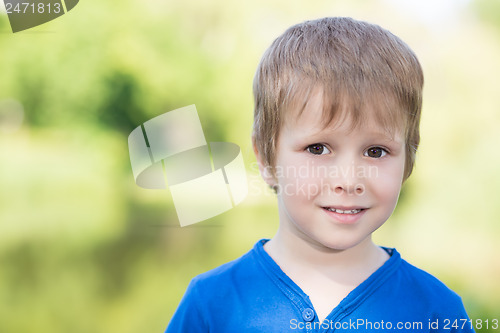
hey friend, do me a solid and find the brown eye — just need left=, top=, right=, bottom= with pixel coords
left=365, top=147, right=387, bottom=158
left=307, top=144, right=330, bottom=155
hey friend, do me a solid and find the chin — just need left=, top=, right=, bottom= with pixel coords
left=311, top=235, right=369, bottom=252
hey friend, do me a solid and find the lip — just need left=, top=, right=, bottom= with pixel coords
left=323, top=205, right=366, bottom=211
left=321, top=206, right=367, bottom=224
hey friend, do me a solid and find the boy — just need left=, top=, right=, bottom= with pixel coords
left=166, top=17, right=474, bottom=332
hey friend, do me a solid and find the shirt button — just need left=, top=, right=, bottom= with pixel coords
left=302, top=308, right=315, bottom=322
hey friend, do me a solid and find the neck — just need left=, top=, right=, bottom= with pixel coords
left=264, top=227, right=388, bottom=284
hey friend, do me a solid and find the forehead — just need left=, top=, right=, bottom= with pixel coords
left=283, top=85, right=405, bottom=141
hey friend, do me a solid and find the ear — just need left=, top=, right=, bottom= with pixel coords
left=252, top=137, right=277, bottom=188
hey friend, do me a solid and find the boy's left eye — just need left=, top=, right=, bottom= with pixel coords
left=364, top=147, right=388, bottom=158
left=306, top=144, right=330, bottom=155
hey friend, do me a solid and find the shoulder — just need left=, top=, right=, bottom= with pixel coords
left=166, top=248, right=259, bottom=333
left=189, top=242, right=262, bottom=293
left=399, top=259, right=458, bottom=294
left=394, top=256, right=465, bottom=309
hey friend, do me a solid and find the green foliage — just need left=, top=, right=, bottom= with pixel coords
left=0, top=0, right=499, bottom=332
left=474, top=0, right=500, bottom=32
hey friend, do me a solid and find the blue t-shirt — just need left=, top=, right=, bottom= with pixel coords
left=166, top=239, right=474, bottom=332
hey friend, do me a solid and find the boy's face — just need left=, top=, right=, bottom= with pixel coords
left=264, top=91, right=406, bottom=251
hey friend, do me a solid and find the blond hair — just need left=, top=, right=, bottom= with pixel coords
left=252, top=17, right=423, bottom=180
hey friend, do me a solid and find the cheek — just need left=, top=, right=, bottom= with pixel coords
left=370, top=160, right=405, bottom=204
left=275, top=158, right=325, bottom=193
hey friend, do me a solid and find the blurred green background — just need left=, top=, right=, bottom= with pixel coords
left=0, top=0, right=499, bottom=332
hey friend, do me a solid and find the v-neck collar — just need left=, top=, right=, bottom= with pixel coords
left=253, top=239, right=402, bottom=326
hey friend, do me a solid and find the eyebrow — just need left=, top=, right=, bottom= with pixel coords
left=299, top=127, right=403, bottom=143
left=365, top=131, right=402, bottom=142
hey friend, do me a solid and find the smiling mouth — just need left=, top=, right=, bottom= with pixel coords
left=323, top=207, right=365, bottom=214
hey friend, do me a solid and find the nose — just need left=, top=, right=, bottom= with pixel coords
left=334, top=182, right=364, bottom=195
left=330, top=158, right=365, bottom=196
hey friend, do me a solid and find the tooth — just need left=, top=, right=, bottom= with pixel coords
left=326, top=208, right=362, bottom=214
